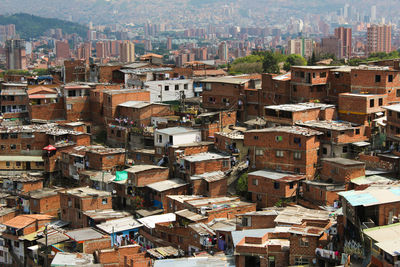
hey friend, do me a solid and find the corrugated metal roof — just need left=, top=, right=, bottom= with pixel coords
left=339, top=187, right=400, bottom=207
left=156, top=127, right=199, bottom=135
left=96, top=216, right=142, bottom=233
left=146, top=179, right=187, bottom=192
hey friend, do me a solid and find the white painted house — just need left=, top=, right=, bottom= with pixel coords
left=154, top=127, right=201, bottom=154
left=145, top=79, right=194, bottom=103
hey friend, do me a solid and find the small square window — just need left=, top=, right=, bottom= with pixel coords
left=165, top=85, right=169, bottom=91
left=184, top=84, right=188, bottom=90
left=276, top=151, right=284, bottom=157
left=254, top=136, right=259, bottom=140
left=252, top=179, right=258, bottom=186
left=294, top=152, right=302, bottom=160
left=355, top=129, right=360, bottom=135
left=375, top=75, right=381, bottom=83
left=289, top=182, right=294, bottom=189
left=102, top=198, right=108, bottom=204
left=175, top=84, right=179, bottom=91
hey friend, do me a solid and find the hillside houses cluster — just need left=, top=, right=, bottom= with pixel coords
left=1, top=56, right=400, bottom=266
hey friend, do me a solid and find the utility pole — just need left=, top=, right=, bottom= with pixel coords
left=44, top=224, right=48, bottom=267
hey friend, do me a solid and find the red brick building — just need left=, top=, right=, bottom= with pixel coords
left=297, top=120, right=368, bottom=159
left=244, top=126, right=322, bottom=179
left=264, top=102, right=336, bottom=126
left=201, top=76, right=261, bottom=121
left=59, top=187, right=112, bottom=228
left=62, top=84, right=91, bottom=121
left=248, top=170, right=305, bottom=208
left=113, top=165, right=169, bottom=210
left=235, top=231, right=290, bottom=267
left=383, top=104, right=400, bottom=152
left=116, top=101, right=173, bottom=127
left=103, top=89, right=150, bottom=124
left=350, top=66, right=400, bottom=103
left=290, top=66, right=337, bottom=103
left=27, top=86, right=64, bottom=122
left=26, top=188, right=61, bottom=217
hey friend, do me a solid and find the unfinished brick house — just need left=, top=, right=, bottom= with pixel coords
left=112, top=165, right=169, bottom=210
left=201, top=76, right=261, bottom=121
left=27, top=86, right=64, bottom=122
left=214, top=130, right=248, bottom=161
left=235, top=231, right=290, bottom=267
left=194, top=110, right=237, bottom=141
left=103, top=89, right=150, bottom=124
left=290, top=66, right=337, bottom=102
left=248, top=170, right=305, bottom=208
left=338, top=92, right=387, bottom=137
left=350, top=65, right=400, bottom=104
left=264, top=102, right=336, bottom=126
left=244, top=126, right=322, bottom=179
left=62, top=84, right=91, bottom=121
left=115, top=101, right=173, bottom=127
left=383, top=104, right=400, bottom=153
left=0, top=83, right=29, bottom=120
left=59, top=187, right=112, bottom=228
left=25, top=187, right=61, bottom=217
left=297, top=120, right=368, bottom=159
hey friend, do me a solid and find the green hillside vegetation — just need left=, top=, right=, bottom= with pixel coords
left=0, top=13, right=88, bottom=39
left=229, top=51, right=307, bottom=74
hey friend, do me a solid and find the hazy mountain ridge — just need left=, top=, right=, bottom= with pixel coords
left=0, top=13, right=88, bottom=39
left=0, top=0, right=396, bottom=25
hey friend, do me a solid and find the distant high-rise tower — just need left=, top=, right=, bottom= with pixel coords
left=334, top=27, right=352, bottom=59
left=96, top=41, right=109, bottom=59
left=367, top=24, right=391, bottom=55
left=218, top=42, right=228, bottom=61
left=371, top=5, right=377, bottom=23
left=120, top=41, right=135, bottom=63
left=6, top=39, right=26, bottom=70
left=56, top=40, right=70, bottom=59
left=287, top=38, right=313, bottom=58
left=167, top=37, right=172, bottom=50
left=144, top=40, right=152, bottom=51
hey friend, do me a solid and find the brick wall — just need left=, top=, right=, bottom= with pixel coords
left=30, top=194, right=60, bottom=217
left=83, top=237, right=111, bottom=254
left=248, top=174, right=301, bottom=208
left=187, top=159, right=230, bottom=176
left=22, top=180, right=43, bottom=193
left=244, top=131, right=320, bottom=179
left=87, top=152, right=125, bottom=171
left=129, top=168, right=169, bottom=187
left=29, top=99, right=65, bottom=121
left=320, top=160, right=365, bottom=183
left=60, top=192, right=112, bottom=228
left=289, top=234, right=319, bottom=265
left=103, top=91, right=150, bottom=124
left=0, top=210, right=17, bottom=223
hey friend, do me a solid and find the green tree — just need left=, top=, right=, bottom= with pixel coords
left=283, top=54, right=307, bottom=71
left=236, top=173, right=248, bottom=196
left=262, top=51, right=280, bottom=74
left=308, top=51, right=317, bottom=66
